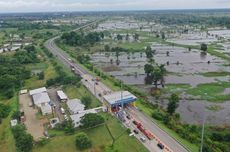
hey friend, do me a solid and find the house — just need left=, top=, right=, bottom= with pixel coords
left=70, top=108, right=98, bottom=128
left=67, top=99, right=85, bottom=114
left=32, top=92, right=50, bottom=107
left=29, top=87, right=52, bottom=115
left=57, top=90, right=68, bottom=102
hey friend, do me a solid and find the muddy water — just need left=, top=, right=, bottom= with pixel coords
left=138, top=84, right=230, bottom=125
left=177, top=99, right=230, bottom=125
left=91, top=45, right=230, bottom=86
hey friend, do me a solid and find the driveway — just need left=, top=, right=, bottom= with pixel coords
left=19, top=94, right=46, bottom=141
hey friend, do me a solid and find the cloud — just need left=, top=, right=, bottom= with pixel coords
left=0, top=0, right=229, bottom=13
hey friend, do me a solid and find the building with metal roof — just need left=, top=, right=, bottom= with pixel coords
left=29, top=87, right=47, bottom=96
left=32, top=92, right=50, bottom=107
left=67, top=99, right=85, bottom=114
left=70, top=108, right=100, bottom=128
left=103, top=91, right=137, bottom=112
left=57, top=90, right=68, bottom=101
left=41, top=104, right=52, bottom=115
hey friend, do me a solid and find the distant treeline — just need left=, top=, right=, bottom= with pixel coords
left=134, top=12, right=230, bottom=28
left=60, top=31, right=104, bottom=46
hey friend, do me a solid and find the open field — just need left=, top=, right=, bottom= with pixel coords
left=33, top=114, right=148, bottom=152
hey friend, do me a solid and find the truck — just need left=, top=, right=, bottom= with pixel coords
left=136, top=121, right=154, bottom=140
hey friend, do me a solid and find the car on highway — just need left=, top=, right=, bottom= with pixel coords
left=133, top=129, right=139, bottom=134
left=157, top=143, right=164, bottom=150
left=126, top=115, right=131, bottom=120
left=140, top=137, right=146, bottom=143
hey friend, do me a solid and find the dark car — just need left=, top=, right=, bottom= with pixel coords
left=126, top=115, right=131, bottom=120
left=133, top=129, right=139, bottom=134
left=157, top=143, right=164, bottom=149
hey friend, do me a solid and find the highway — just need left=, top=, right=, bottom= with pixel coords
left=44, top=22, right=189, bottom=152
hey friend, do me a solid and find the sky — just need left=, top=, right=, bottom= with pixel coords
left=0, top=0, right=229, bottom=13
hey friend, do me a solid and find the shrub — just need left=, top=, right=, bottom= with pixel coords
left=80, top=113, right=105, bottom=128
left=75, top=132, right=92, bottom=150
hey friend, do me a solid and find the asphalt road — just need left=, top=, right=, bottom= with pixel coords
left=44, top=22, right=189, bottom=152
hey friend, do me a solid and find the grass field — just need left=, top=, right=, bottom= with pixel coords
left=63, top=85, right=102, bottom=109
left=33, top=114, right=148, bottom=152
left=0, top=96, right=18, bottom=152
left=187, top=82, right=230, bottom=102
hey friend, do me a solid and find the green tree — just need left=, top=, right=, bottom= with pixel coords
left=133, top=33, right=139, bottom=41
left=12, top=124, right=33, bottom=152
left=16, top=133, right=33, bottom=152
left=144, top=64, right=154, bottom=77
left=167, top=94, right=179, bottom=115
left=145, top=46, right=153, bottom=60
left=116, top=34, right=123, bottom=41
left=75, top=132, right=92, bottom=150
left=81, top=96, right=92, bottom=108
left=201, top=43, right=208, bottom=52
left=104, top=44, right=110, bottom=52
left=38, top=71, right=44, bottom=80
left=0, top=103, right=11, bottom=121
left=80, top=113, right=105, bottom=128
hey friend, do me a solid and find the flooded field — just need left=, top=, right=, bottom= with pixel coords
left=90, top=44, right=230, bottom=125
left=168, top=32, right=218, bottom=46
left=91, top=44, right=230, bottom=86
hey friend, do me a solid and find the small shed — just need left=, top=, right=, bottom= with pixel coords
left=10, top=119, right=18, bottom=127
left=41, top=104, right=52, bottom=115
left=57, top=90, right=68, bottom=102
left=20, top=89, right=28, bottom=94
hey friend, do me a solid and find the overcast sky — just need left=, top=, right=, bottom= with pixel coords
left=0, top=0, right=229, bottom=13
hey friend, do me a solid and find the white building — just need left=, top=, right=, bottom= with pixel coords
left=70, top=108, right=99, bottom=128
left=57, top=90, right=68, bottom=102
left=29, top=87, right=52, bottom=115
left=10, top=119, right=18, bottom=127
left=32, top=92, right=50, bottom=107
left=29, top=87, right=47, bottom=96
left=67, top=99, right=85, bottom=114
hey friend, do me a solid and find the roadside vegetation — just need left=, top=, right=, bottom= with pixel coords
left=33, top=113, right=148, bottom=152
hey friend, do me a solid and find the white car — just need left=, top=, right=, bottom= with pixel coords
left=140, top=137, right=146, bottom=142
left=60, top=108, right=65, bottom=114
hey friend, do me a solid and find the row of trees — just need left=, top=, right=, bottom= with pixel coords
left=11, top=124, right=33, bottom=152
left=116, top=33, right=139, bottom=41
left=46, top=60, right=81, bottom=87
left=61, top=31, right=104, bottom=46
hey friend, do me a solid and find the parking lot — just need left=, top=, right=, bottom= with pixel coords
left=19, top=94, right=47, bottom=141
